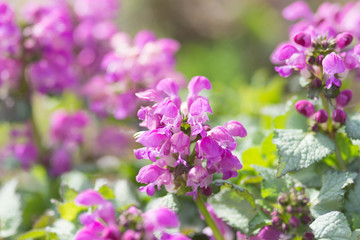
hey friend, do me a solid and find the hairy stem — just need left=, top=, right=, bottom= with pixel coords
left=194, top=192, right=225, bottom=240
left=319, top=93, right=333, bottom=134
left=334, top=138, right=347, bottom=171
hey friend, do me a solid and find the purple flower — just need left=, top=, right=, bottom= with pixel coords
left=257, top=226, right=283, bottom=240
left=332, top=108, right=347, bottom=123
left=336, top=89, right=352, bottom=107
left=295, top=100, right=315, bottom=117
left=294, top=32, right=312, bottom=47
left=336, top=32, right=353, bottom=49
left=322, top=52, right=346, bottom=74
left=282, top=1, right=312, bottom=21
left=143, top=208, right=179, bottom=232
left=224, top=121, right=247, bottom=137
left=14, top=142, right=38, bottom=170
left=74, top=189, right=105, bottom=206
left=49, top=148, right=72, bottom=177
left=314, top=109, right=328, bottom=123
left=325, top=75, right=342, bottom=89
left=136, top=164, right=172, bottom=196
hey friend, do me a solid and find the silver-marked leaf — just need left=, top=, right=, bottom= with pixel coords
left=0, top=179, right=21, bottom=238
left=346, top=113, right=360, bottom=140
left=311, top=171, right=357, bottom=217
left=146, top=194, right=180, bottom=212
left=310, top=211, right=351, bottom=240
left=208, top=184, right=256, bottom=233
left=273, top=129, right=335, bottom=176
left=345, top=178, right=360, bottom=214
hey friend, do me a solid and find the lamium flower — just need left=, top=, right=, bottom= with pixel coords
left=74, top=189, right=190, bottom=240
left=295, top=100, right=314, bottom=118
left=134, top=76, right=246, bottom=198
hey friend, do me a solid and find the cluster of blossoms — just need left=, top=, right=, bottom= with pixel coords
left=74, top=189, right=189, bottom=240
left=134, top=76, right=247, bottom=198
left=48, top=110, right=89, bottom=176
left=83, top=30, right=183, bottom=119
left=0, top=124, right=37, bottom=170
left=295, top=88, right=352, bottom=132
left=272, top=1, right=360, bottom=135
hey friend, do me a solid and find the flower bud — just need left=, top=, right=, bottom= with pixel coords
left=272, top=216, right=282, bottom=227
left=201, top=186, right=212, bottom=196
left=278, top=195, right=289, bottom=206
left=312, top=78, right=322, bottom=88
left=336, top=32, right=353, bottom=49
left=294, top=32, right=311, bottom=47
left=314, top=109, right=328, bottom=123
left=281, top=223, right=289, bottom=231
left=289, top=216, right=300, bottom=228
left=321, top=40, right=329, bottom=49
left=302, top=197, right=310, bottom=205
left=336, top=89, right=352, bottom=108
left=303, top=232, right=315, bottom=240
left=308, top=56, right=315, bottom=64
left=315, top=55, right=324, bottom=65
left=286, top=205, right=294, bottom=214
left=311, top=124, right=319, bottom=132
left=302, top=215, right=312, bottom=224
left=332, top=108, right=347, bottom=123
left=295, top=100, right=315, bottom=117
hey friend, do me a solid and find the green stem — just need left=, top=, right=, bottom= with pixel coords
left=334, top=138, right=347, bottom=171
left=195, top=192, right=225, bottom=240
left=319, top=93, right=333, bottom=134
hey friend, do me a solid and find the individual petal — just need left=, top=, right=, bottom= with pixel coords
left=170, top=131, right=190, bottom=154
left=188, top=76, right=211, bottom=96
left=257, top=226, right=284, bottom=240
left=224, top=121, right=247, bottom=137
left=198, top=137, right=223, bottom=159
left=143, top=208, right=179, bottom=232
left=294, top=32, right=312, bottom=47
left=322, top=52, right=345, bottom=74
left=272, top=44, right=298, bottom=61
left=336, top=89, right=352, bottom=107
left=274, top=65, right=293, bottom=77
left=208, top=126, right=237, bottom=151
left=135, top=89, right=163, bottom=102
left=74, top=189, right=105, bottom=206
left=156, top=78, right=179, bottom=97
left=286, top=52, right=306, bottom=69
left=282, top=1, right=313, bottom=21
left=325, top=75, right=342, bottom=89
left=136, top=129, right=169, bottom=148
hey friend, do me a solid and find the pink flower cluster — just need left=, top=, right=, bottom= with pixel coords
left=48, top=110, right=89, bottom=176
left=272, top=1, right=360, bottom=89
left=83, top=30, right=183, bottom=119
left=134, top=76, right=246, bottom=198
left=74, top=189, right=189, bottom=240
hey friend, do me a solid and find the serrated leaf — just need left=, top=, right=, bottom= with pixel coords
left=0, top=179, right=21, bottom=238
left=273, top=129, right=335, bottom=176
left=311, top=171, right=357, bottom=217
left=210, top=180, right=255, bottom=207
left=248, top=211, right=270, bottom=234
left=346, top=113, right=360, bottom=139
left=208, top=184, right=256, bottom=233
left=146, top=194, right=180, bottom=212
left=252, top=165, right=289, bottom=201
left=47, top=219, right=76, bottom=240
left=18, top=229, right=46, bottom=240
left=345, top=178, right=360, bottom=214
left=310, top=211, right=351, bottom=240
left=114, top=180, right=139, bottom=208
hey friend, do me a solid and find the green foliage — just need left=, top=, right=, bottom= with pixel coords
left=311, top=171, right=357, bottom=218
left=0, top=179, right=22, bottom=238
left=310, top=211, right=352, bottom=240
left=345, top=178, right=360, bottom=214
left=346, top=113, right=360, bottom=140
left=146, top=194, right=180, bottom=212
left=208, top=183, right=256, bottom=233
left=273, top=129, right=335, bottom=176
left=252, top=165, right=289, bottom=201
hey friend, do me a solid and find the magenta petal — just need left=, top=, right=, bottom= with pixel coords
left=273, top=44, right=298, bottom=61
left=74, top=189, right=105, bottom=206
left=257, top=226, right=284, bottom=240
left=144, top=208, right=179, bottom=232
left=135, top=89, right=163, bottom=102
left=188, top=76, right=211, bottom=96
left=322, top=52, right=345, bottom=74
left=282, top=1, right=312, bottom=21
left=224, top=121, right=247, bottom=137
left=156, top=78, right=179, bottom=97
left=275, top=65, right=293, bottom=77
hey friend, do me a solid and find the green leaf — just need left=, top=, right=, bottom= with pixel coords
left=146, top=194, right=180, bottom=212
left=47, top=219, right=76, bottom=240
left=311, top=171, right=357, bottom=217
left=57, top=201, right=85, bottom=221
left=33, top=211, right=56, bottom=229
left=346, top=113, right=360, bottom=139
left=273, top=129, right=335, bottom=176
left=345, top=178, right=360, bottom=214
left=18, top=229, right=46, bottom=240
left=248, top=211, right=270, bottom=234
left=0, top=179, right=21, bottom=238
left=114, top=180, right=140, bottom=208
left=208, top=184, right=256, bottom=233
left=252, top=165, right=289, bottom=201
left=98, top=185, right=115, bottom=200
left=336, top=133, right=359, bottom=163
left=310, top=211, right=351, bottom=240
left=211, top=180, right=255, bottom=207
left=350, top=229, right=360, bottom=240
